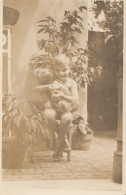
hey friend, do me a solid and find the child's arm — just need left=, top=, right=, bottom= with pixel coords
left=32, top=84, right=53, bottom=93
left=62, top=80, right=79, bottom=102
left=52, top=79, right=79, bottom=103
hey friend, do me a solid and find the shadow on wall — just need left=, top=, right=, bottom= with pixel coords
left=3, top=0, right=40, bottom=97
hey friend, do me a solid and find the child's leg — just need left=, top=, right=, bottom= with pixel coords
left=64, top=135, right=69, bottom=146
left=58, top=100, right=71, bottom=114
left=44, top=108, right=59, bottom=148
left=56, top=112, right=72, bottom=151
left=70, top=99, right=79, bottom=112
left=62, top=135, right=71, bottom=152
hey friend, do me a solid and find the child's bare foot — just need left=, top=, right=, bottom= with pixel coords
left=62, top=146, right=71, bottom=153
left=53, top=149, right=61, bottom=162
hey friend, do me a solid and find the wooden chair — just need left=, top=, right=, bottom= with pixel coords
left=27, top=125, right=73, bottom=163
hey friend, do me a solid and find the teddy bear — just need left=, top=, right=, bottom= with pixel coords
left=34, top=67, right=74, bottom=114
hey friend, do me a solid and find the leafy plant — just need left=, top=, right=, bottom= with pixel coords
left=2, top=94, right=49, bottom=144
left=72, top=115, right=93, bottom=135
left=93, top=0, right=123, bottom=65
left=29, top=6, right=102, bottom=88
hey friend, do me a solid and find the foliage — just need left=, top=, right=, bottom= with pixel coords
left=37, top=6, right=87, bottom=55
left=93, top=0, right=123, bottom=64
left=69, top=43, right=102, bottom=86
left=29, top=6, right=102, bottom=88
left=72, top=115, right=93, bottom=135
left=2, top=94, right=50, bottom=144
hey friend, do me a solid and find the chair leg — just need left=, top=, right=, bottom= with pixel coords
left=67, top=128, right=72, bottom=162
left=30, top=145, right=35, bottom=163
left=59, top=149, right=63, bottom=160
left=67, top=151, right=71, bottom=161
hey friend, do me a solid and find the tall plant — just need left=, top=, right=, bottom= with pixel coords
left=93, top=0, right=123, bottom=65
left=30, top=6, right=102, bottom=88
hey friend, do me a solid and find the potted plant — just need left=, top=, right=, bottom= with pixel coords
left=2, top=94, right=50, bottom=168
left=2, top=94, right=27, bottom=168
left=3, top=6, right=20, bottom=26
left=72, top=115, right=93, bottom=150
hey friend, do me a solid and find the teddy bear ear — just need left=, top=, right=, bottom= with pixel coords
left=34, top=68, right=43, bottom=79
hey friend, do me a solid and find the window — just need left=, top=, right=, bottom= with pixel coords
left=2, top=27, right=11, bottom=94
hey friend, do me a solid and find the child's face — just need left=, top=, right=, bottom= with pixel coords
left=54, top=61, right=69, bottom=82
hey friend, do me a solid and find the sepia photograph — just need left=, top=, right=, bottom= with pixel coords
left=0, top=0, right=125, bottom=194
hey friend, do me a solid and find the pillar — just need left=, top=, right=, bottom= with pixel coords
left=113, top=64, right=123, bottom=183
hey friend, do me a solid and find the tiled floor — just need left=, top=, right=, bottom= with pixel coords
left=2, top=130, right=117, bottom=181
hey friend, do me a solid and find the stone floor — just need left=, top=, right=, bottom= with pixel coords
left=2, top=130, right=117, bottom=181
left=1, top=179, right=122, bottom=192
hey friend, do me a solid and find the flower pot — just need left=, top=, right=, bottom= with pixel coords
left=3, top=6, right=20, bottom=26
left=2, top=137, right=27, bottom=169
left=72, top=133, right=93, bottom=150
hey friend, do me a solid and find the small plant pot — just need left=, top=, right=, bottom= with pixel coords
left=2, top=137, right=27, bottom=169
left=72, top=133, right=93, bottom=150
left=3, top=6, right=20, bottom=26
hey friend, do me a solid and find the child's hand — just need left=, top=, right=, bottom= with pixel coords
left=49, top=82, right=63, bottom=94
left=51, top=92, right=62, bottom=101
left=48, top=84, right=54, bottom=91
left=52, top=81, right=62, bottom=90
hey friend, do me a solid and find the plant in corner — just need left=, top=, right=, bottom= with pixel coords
left=2, top=94, right=27, bottom=169
left=2, top=94, right=48, bottom=168
left=72, top=115, right=93, bottom=150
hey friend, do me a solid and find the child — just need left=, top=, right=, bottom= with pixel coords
left=33, top=54, right=79, bottom=160
left=50, top=80, right=79, bottom=114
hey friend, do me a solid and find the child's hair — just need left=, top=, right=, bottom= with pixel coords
left=53, top=54, right=70, bottom=67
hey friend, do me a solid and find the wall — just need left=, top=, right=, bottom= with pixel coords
left=3, top=0, right=88, bottom=118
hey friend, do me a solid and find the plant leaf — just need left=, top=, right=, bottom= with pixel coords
left=77, top=15, right=83, bottom=21
left=26, top=119, right=32, bottom=133
left=31, top=119, right=37, bottom=133
left=8, top=104, right=13, bottom=111
left=69, top=35, right=78, bottom=43
left=38, top=19, right=48, bottom=23
left=38, top=24, right=48, bottom=28
left=10, top=109, right=18, bottom=117
left=74, top=27, right=82, bottom=33
left=60, top=22, right=70, bottom=27
left=105, top=34, right=113, bottom=44
left=16, top=114, right=22, bottom=128
left=38, top=28, right=46, bottom=33
left=64, top=10, right=70, bottom=16
left=79, top=6, right=87, bottom=12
